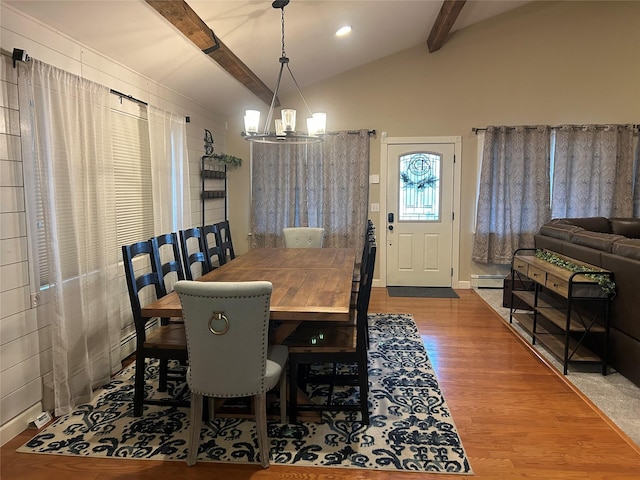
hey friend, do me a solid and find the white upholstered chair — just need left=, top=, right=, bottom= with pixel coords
left=174, top=280, right=288, bottom=468
left=283, top=227, right=325, bottom=248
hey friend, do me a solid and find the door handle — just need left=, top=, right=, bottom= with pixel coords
left=388, top=212, right=394, bottom=223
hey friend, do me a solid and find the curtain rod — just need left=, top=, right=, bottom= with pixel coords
left=9, top=48, right=191, bottom=123
left=473, top=124, right=639, bottom=134
left=110, top=89, right=147, bottom=107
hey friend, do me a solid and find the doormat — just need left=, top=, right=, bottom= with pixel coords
left=17, top=314, right=471, bottom=474
left=387, top=286, right=459, bottom=298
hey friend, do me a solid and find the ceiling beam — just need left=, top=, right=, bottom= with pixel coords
left=427, top=0, right=467, bottom=53
left=146, top=0, right=277, bottom=107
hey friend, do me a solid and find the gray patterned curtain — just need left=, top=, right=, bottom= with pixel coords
left=251, top=130, right=370, bottom=251
left=552, top=125, right=637, bottom=218
left=635, top=138, right=640, bottom=217
left=472, top=126, right=551, bottom=264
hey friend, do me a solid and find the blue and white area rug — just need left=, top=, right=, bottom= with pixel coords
left=18, top=313, right=472, bottom=474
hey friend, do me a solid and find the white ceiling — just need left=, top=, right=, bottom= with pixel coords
left=5, top=0, right=530, bottom=116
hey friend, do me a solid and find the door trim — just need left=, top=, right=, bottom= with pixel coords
left=379, top=135, right=462, bottom=288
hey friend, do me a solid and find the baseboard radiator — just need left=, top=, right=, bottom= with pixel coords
left=470, top=274, right=506, bottom=289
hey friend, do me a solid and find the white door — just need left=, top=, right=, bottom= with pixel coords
left=386, top=143, right=455, bottom=287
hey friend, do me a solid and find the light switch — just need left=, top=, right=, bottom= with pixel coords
left=371, top=203, right=380, bottom=211
left=369, top=174, right=380, bottom=184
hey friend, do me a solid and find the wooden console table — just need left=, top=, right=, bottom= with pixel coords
left=509, top=248, right=613, bottom=375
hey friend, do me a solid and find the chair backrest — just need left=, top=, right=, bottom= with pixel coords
left=356, top=240, right=376, bottom=337
left=179, top=227, right=210, bottom=280
left=122, top=240, right=165, bottom=338
left=356, top=240, right=378, bottom=319
left=201, top=224, right=226, bottom=269
left=283, top=227, right=325, bottom=248
left=150, top=232, right=185, bottom=293
left=175, top=280, right=273, bottom=397
left=215, top=220, right=236, bottom=260
left=358, top=222, right=376, bottom=277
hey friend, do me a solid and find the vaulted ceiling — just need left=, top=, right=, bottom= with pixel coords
left=5, top=0, right=530, bottom=116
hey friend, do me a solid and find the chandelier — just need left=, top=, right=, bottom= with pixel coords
left=242, top=0, right=326, bottom=145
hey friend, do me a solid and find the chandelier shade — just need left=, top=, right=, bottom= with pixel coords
left=242, top=0, right=326, bottom=145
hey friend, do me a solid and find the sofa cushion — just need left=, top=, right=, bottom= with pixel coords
left=557, top=217, right=611, bottom=233
left=539, top=222, right=583, bottom=241
left=611, top=238, right=640, bottom=261
left=609, top=218, right=640, bottom=239
left=570, top=231, right=626, bottom=252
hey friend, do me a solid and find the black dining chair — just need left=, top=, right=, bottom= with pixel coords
left=179, top=227, right=210, bottom=280
left=285, top=240, right=377, bottom=424
left=201, top=224, right=227, bottom=269
left=215, top=220, right=236, bottom=261
left=122, top=240, right=189, bottom=417
left=150, top=232, right=185, bottom=296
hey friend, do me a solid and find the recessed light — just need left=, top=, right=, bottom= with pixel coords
left=336, top=26, right=352, bottom=37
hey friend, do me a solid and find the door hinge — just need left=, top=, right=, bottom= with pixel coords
left=452, top=211, right=455, bottom=221
left=451, top=267, right=454, bottom=277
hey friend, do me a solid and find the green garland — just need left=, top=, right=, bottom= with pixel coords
left=203, top=153, right=242, bottom=169
left=400, top=172, right=438, bottom=189
left=535, top=249, right=616, bottom=297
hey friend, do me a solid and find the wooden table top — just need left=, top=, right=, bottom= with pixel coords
left=141, top=247, right=356, bottom=322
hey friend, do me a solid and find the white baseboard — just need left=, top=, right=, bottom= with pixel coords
left=0, top=402, right=42, bottom=447
left=470, top=274, right=506, bottom=289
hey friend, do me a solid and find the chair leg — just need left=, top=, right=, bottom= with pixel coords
left=279, top=361, right=287, bottom=423
left=158, top=358, right=168, bottom=392
left=359, top=357, right=369, bottom=425
left=207, top=396, right=216, bottom=420
left=289, top=358, right=299, bottom=423
left=187, top=391, right=203, bottom=466
left=254, top=393, right=270, bottom=468
left=133, top=353, right=146, bottom=417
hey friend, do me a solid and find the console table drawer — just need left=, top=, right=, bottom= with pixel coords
left=513, top=257, right=529, bottom=276
left=546, top=274, right=568, bottom=297
left=527, top=265, right=546, bottom=285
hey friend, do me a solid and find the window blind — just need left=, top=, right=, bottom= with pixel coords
left=112, top=108, right=154, bottom=249
left=36, top=101, right=153, bottom=286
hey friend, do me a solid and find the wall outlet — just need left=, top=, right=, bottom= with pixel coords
left=30, top=411, right=52, bottom=429
left=30, top=292, right=39, bottom=308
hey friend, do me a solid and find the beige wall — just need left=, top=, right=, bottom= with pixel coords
left=227, top=0, right=640, bottom=283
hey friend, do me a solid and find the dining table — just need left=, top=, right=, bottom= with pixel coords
left=141, top=247, right=357, bottom=344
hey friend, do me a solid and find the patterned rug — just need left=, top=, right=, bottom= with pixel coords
left=18, top=313, right=472, bottom=474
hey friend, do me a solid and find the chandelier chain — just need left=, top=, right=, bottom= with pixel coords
left=281, top=8, right=286, bottom=58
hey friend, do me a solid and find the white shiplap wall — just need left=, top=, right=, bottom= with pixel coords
left=0, top=4, right=229, bottom=446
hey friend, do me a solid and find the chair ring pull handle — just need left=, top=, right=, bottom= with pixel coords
left=208, top=312, right=230, bottom=335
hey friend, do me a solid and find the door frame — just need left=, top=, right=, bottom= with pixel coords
left=379, top=135, right=462, bottom=288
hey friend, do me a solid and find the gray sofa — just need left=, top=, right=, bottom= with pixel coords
left=535, top=217, right=640, bottom=387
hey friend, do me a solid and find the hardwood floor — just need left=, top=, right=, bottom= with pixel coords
left=2, top=288, right=640, bottom=479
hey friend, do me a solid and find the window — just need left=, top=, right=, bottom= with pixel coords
left=111, top=102, right=154, bottom=248
left=36, top=96, right=154, bottom=286
left=398, top=152, right=441, bottom=222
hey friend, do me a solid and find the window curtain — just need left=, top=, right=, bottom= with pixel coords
left=251, top=142, right=306, bottom=246
left=473, top=126, right=551, bottom=264
left=18, top=59, right=121, bottom=416
left=251, top=130, right=370, bottom=253
left=147, top=106, right=191, bottom=234
left=552, top=125, right=637, bottom=218
left=317, top=130, right=370, bottom=250
left=635, top=138, right=640, bottom=217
